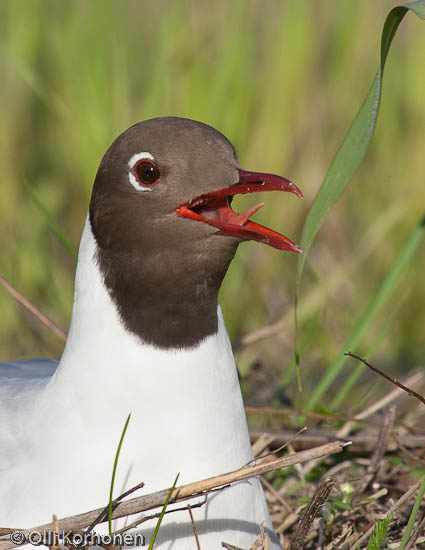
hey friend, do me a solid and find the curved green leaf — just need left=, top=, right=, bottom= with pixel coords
left=399, top=476, right=425, bottom=550
left=108, top=413, right=131, bottom=534
left=296, top=1, right=425, bottom=288
left=148, top=473, right=180, bottom=550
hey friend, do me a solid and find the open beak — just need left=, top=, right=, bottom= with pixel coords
left=176, top=169, right=303, bottom=253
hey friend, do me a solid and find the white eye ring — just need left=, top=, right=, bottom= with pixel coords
left=128, top=152, right=156, bottom=192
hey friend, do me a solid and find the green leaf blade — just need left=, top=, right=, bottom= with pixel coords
left=296, top=1, right=425, bottom=288
left=108, top=413, right=132, bottom=535
left=24, top=180, right=78, bottom=262
left=148, top=473, right=180, bottom=550
left=307, top=216, right=425, bottom=411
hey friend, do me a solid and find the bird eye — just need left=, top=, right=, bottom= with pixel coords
left=134, top=159, right=161, bottom=186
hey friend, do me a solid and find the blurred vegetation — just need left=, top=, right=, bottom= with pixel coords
left=1, top=0, right=424, bottom=410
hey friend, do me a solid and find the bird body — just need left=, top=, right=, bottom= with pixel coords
left=2, top=220, right=271, bottom=548
left=0, top=117, right=302, bottom=549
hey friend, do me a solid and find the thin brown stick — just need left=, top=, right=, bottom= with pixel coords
left=346, top=353, right=425, bottom=406
left=86, top=481, right=145, bottom=534
left=246, top=406, right=350, bottom=423
left=113, top=499, right=207, bottom=540
left=260, top=476, right=292, bottom=514
left=234, top=318, right=284, bottom=350
left=187, top=504, right=201, bottom=550
left=0, top=274, right=67, bottom=342
left=0, top=441, right=347, bottom=550
left=252, top=434, right=276, bottom=458
left=111, top=497, right=207, bottom=537
left=336, top=371, right=424, bottom=439
left=249, top=427, right=307, bottom=466
left=250, top=430, right=425, bottom=453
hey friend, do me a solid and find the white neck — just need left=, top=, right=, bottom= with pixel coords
left=42, top=217, right=252, bottom=494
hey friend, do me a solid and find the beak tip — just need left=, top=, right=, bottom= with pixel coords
left=288, top=182, right=303, bottom=200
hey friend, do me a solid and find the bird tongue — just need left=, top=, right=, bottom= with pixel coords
left=193, top=197, right=264, bottom=226
left=176, top=168, right=303, bottom=253
left=232, top=202, right=265, bottom=226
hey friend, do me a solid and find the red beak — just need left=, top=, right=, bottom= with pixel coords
left=176, top=169, right=303, bottom=253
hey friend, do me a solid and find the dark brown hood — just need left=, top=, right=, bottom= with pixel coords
left=89, top=117, right=301, bottom=349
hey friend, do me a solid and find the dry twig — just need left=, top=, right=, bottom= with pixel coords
left=260, top=476, right=292, bottom=514
left=0, top=274, right=67, bottom=342
left=250, top=430, right=425, bottom=454
left=111, top=497, right=207, bottom=537
left=336, top=371, right=424, bottom=439
left=346, top=353, right=425, bottom=406
left=250, top=428, right=307, bottom=466
left=187, top=504, right=201, bottom=550
left=85, top=481, right=145, bottom=534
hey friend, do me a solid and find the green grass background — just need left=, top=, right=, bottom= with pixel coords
left=1, top=0, right=424, bottom=410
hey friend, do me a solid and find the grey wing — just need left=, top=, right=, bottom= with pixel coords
left=0, top=358, right=59, bottom=469
left=0, top=357, right=59, bottom=381
left=0, top=356, right=59, bottom=407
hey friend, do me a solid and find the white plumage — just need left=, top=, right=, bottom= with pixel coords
left=0, top=218, right=279, bottom=549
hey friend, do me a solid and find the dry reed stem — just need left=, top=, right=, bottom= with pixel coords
left=0, top=274, right=67, bottom=342
left=250, top=430, right=425, bottom=453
